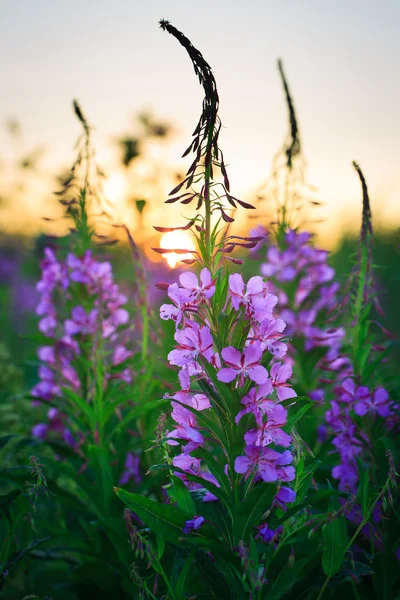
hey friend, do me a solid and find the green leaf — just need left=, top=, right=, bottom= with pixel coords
left=114, top=488, right=191, bottom=545
left=322, top=500, right=349, bottom=577
left=176, top=551, right=194, bottom=599
left=192, top=447, right=231, bottom=493
left=110, top=398, right=169, bottom=438
left=234, top=483, right=276, bottom=542
left=193, top=549, right=232, bottom=599
left=40, top=457, right=103, bottom=518
left=281, top=489, right=340, bottom=523
left=88, top=445, right=114, bottom=512
left=149, top=464, right=232, bottom=515
left=0, top=489, right=21, bottom=509
left=267, top=558, right=313, bottom=600
left=0, top=435, right=16, bottom=450
left=295, top=460, right=321, bottom=503
left=286, top=397, right=314, bottom=431
left=135, top=199, right=146, bottom=214
left=62, top=387, right=95, bottom=429
left=169, top=476, right=196, bottom=514
left=166, top=396, right=230, bottom=456
left=156, top=533, right=165, bottom=559
left=357, top=465, right=370, bottom=516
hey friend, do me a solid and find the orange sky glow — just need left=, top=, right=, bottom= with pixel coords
left=1, top=1, right=399, bottom=260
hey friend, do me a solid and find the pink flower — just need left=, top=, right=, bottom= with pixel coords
left=167, top=404, right=204, bottom=452
left=172, top=390, right=211, bottom=411
left=354, top=387, right=390, bottom=418
left=244, top=402, right=291, bottom=447
left=250, top=318, right=287, bottom=358
left=172, top=454, right=218, bottom=501
left=61, top=363, right=80, bottom=390
left=228, top=274, right=277, bottom=322
left=235, top=381, right=273, bottom=425
left=64, top=306, right=98, bottom=336
left=112, top=345, right=134, bottom=366
left=235, top=445, right=295, bottom=482
left=270, top=362, right=297, bottom=402
left=39, top=314, right=57, bottom=336
left=179, top=268, right=216, bottom=300
left=261, top=247, right=297, bottom=281
left=120, top=453, right=142, bottom=485
left=38, top=346, right=56, bottom=364
left=168, top=323, right=214, bottom=367
left=217, top=344, right=268, bottom=386
left=229, top=274, right=264, bottom=311
left=160, top=283, right=195, bottom=325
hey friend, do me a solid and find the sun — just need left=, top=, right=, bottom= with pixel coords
left=159, top=230, right=196, bottom=268
left=104, top=171, right=127, bottom=204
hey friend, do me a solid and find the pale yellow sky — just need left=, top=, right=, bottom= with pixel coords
left=1, top=0, right=399, bottom=247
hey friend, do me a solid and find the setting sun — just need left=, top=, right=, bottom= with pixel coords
left=159, top=230, right=196, bottom=268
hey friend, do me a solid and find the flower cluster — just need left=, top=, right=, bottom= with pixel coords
left=258, top=228, right=350, bottom=398
left=160, top=267, right=298, bottom=531
left=32, top=248, right=133, bottom=442
left=326, top=378, right=393, bottom=493
left=257, top=229, right=396, bottom=500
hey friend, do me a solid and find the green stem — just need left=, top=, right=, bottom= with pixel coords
left=316, top=575, right=331, bottom=600
left=317, top=475, right=390, bottom=600
left=153, top=556, right=177, bottom=600
left=141, top=303, right=149, bottom=362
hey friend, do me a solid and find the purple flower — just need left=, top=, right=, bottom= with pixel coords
left=120, top=453, right=142, bottom=485
left=167, top=405, right=204, bottom=453
left=274, top=486, right=296, bottom=508
left=33, top=248, right=134, bottom=441
left=32, top=423, right=48, bottom=439
left=38, top=314, right=57, bottom=336
left=183, top=515, right=205, bottom=534
left=112, top=345, right=134, bottom=366
left=250, top=318, right=287, bottom=358
left=173, top=454, right=219, bottom=502
left=160, top=283, right=196, bottom=325
left=65, top=306, right=97, bottom=336
left=261, top=247, right=297, bottom=281
left=332, top=424, right=363, bottom=461
left=179, top=268, right=216, bottom=300
left=332, top=461, right=358, bottom=493
left=244, top=402, right=291, bottom=448
left=38, top=346, right=56, bottom=364
left=229, top=273, right=264, bottom=311
left=339, top=379, right=369, bottom=404
left=172, top=390, right=211, bottom=411
left=270, top=363, right=297, bottom=402
left=235, top=446, right=295, bottom=483
left=235, top=382, right=273, bottom=425
left=257, top=523, right=282, bottom=544
left=168, top=323, right=214, bottom=367
left=217, top=344, right=268, bottom=386
left=354, top=387, right=390, bottom=417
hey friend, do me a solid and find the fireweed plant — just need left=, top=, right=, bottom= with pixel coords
left=319, top=164, right=400, bottom=593
left=253, top=81, right=399, bottom=597
left=251, top=59, right=347, bottom=408
left=114, top=21, right=346, bottom=600
left=250, top=62, right=399, bottom=597
left=256, top=59, right=322, bottom=233
left=31, top=101, right=163, bottom=467
left=324, top=163, right=396, bottom=494
left=0, top=103, right=167, bottom=597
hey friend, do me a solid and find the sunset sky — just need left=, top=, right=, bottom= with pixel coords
left=1, top=0, right=399, bottom=246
